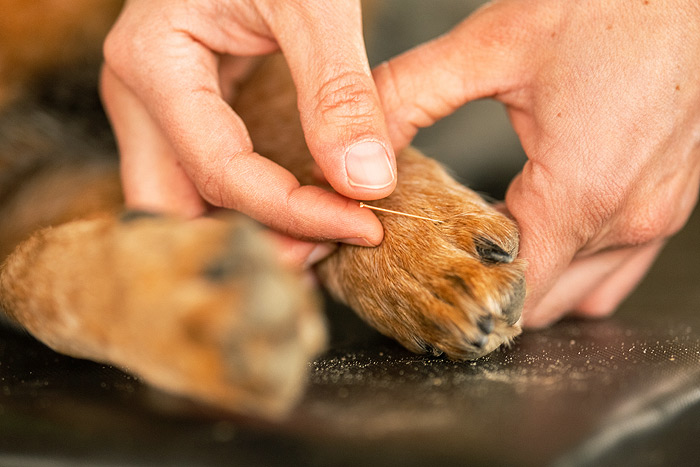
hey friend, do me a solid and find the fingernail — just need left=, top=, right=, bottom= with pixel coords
left=345, top=141, right=394, bottom=189
left=303, top=243, right=338, bottom=269
left=339, top=236, right=376, bottom=247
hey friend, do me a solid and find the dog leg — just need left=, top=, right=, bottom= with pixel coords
left=0, top=213, right=326, bottom=416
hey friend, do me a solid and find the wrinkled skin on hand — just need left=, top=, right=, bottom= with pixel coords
left=373, top=0, right=700, bottom=326
left=101, top=0, right=398, bottom=267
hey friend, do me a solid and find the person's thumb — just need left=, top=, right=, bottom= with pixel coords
left=263, top=1, right=396, bottom=201
left=373, top=1, right=551, bottom=150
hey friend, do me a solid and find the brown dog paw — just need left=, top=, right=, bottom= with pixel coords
left=1, top=214, right=326, bottom=416
left=317, top=148, right=525, bottom=360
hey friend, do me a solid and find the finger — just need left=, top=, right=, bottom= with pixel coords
left=261, top=1, right=397, bottom=201
left=573, top=241, right=665, bottom=318
left=522, top=242, right=664, bottom=328
left=372, top=2, right=538, bottom=150
left=494, top=186, right=581, bottom=325
left=265, top=232, right=337, bottom=271
left=522, top=247, right=637, bottom=328
left=105, top=27, right=383, bottom=245
left=100, top=66, right=206, bottom=217
left=505, top=160, right=587, bottom=318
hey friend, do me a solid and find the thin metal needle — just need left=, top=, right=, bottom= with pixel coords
left=359, top=202, right=444, bottom=223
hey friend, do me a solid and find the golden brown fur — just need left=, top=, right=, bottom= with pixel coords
left=0, top=0, right=123, bottom=106
left=0, top=1, right=525, bottom=416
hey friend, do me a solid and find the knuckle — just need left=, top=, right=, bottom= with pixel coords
left=103, top=9, right=170, bottom=76
left=195, top=143, right=257, bottom=210
left=577, top=174, right=692, bottom=250
left=102, top=28, right=125, bottom=68
left=581, top=190, right=671, bottom=248
left=312, top=71, right=378, bottom=123
left=616, top=207, right=676, bottom=246
left=198, top=171, right=227, bottom=208
left=102, top=25, right=145, bottom=78
left=193, top=155, right=236, bottom=209
left=611, top=188, right=687, bottom=246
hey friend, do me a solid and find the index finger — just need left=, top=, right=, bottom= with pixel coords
left=104, top=17, right=383, bottom=245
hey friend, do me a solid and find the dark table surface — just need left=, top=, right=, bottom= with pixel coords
left=1, top=203, right=700, bottom=467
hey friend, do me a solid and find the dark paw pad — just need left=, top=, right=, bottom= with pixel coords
left=119, top=210, right=162, bottom=223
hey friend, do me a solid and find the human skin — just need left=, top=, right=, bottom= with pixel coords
left=103, top=0, right=700, bottom=328
left=101, top=0, right=396, bottom=267
left=372, top=0, right=700, bottom=326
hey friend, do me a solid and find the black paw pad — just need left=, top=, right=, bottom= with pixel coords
left=119, top=210, right=162, bottom=223
left=202, top=256, right=247, bottom=282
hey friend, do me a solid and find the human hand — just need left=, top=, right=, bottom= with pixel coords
left=101, top=0, right=396, bottom=267
left=373, top=0, right=700, bottom=326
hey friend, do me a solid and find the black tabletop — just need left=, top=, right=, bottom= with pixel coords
left=1, top=203, right=699, bottom=467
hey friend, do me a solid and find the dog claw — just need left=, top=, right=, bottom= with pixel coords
left=475, top=237, right=513, bottom=264
left=477, top=315, right=495, bottom=335
left=471, top=334, right=489, bottom=349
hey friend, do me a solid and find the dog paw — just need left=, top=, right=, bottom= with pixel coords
left=2, top=214, right=326, bottom=416
left=113, top=214, right=328, bottom=415
left=317, top=148, right=525, bottom=360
